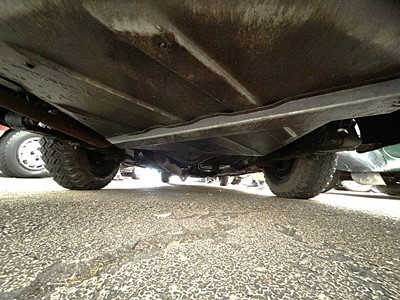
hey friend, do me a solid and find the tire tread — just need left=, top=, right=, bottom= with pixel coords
left=0, top=131, right=16, bottom=177
left=265, top=153, right=337, bottom=199
left=40, top=137, right=118, bottom=190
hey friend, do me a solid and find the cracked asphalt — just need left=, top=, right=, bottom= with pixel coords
left=0, top=177, right=399, bottom=300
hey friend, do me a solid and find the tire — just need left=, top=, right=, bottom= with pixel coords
left=219, top=176, right=229, bottom=186
left=375, top=185, right=400, bottom=196
left=264, top=153, right=337, bottom=199
left=161, top=171, right=171, bottom=183
left=40, top=137, right=119, bottom=190
left=341, top=180, right=372, bottom=192
left=322, top=170, right=341, bottom=192
left=0, top=130, right=48, bottom=178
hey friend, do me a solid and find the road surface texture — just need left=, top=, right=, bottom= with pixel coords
left=0, top=177, right=399, bottom=300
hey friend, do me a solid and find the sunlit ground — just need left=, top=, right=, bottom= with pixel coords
left=1, top=169, right=400, bottom=220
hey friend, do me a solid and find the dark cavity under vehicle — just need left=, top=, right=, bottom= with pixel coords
left=1, top=0, right=400, bottom=198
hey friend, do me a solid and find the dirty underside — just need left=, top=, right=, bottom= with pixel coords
left=1, top=0, right=400, bottom=156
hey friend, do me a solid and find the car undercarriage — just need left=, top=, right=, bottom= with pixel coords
left=1, top=0, right=400, bottom=198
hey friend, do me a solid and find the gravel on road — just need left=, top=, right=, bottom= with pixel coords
left=0, top=179, right=399, bottom=299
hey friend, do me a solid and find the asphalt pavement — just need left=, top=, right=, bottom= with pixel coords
left=0, top=177, right=399, bottom=300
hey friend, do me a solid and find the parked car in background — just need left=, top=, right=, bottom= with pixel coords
left=333, top=144, right=400, bottom=196
left=0, top=126, right=48, bottom=178
left=323, top=172, right=373, bottom=193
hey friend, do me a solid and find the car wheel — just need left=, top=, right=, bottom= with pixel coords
left=0, top=130, right=48, bottom=178
left=40, top=137, right=119, bottom=190
left=340, top=180, right=372, bottom=192
left=322, top=170, right=341, bottom=192
left=161, top=171, right=171, bottom=183
left=219, top=176, right=229, bottom=186
left=375, top=185, right=400, bottom=196
left=264, top=153, right=337, bottom=199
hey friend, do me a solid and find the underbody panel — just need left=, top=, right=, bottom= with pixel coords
left=109, top=79, right=400, bottom=156
left=1, top=0, right=400, bottom=157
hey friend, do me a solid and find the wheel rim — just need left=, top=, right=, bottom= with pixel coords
left=270, top=160, right=295, bottom=180
left=85, top=149, right=119, bottom=177
left=341, top=180, right=372, bottom=192
left=17, top=137, right=45, bottom=171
